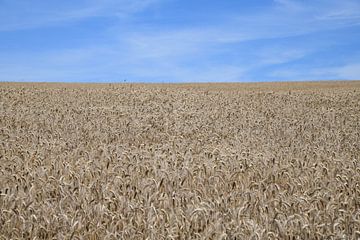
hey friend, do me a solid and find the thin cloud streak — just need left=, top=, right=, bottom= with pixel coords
left=0, top=0, right=162, bottom=31
left=269, top=62, right=360, bottom=81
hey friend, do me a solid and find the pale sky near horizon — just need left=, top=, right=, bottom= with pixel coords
left=0, top=0, right=360, bottom=82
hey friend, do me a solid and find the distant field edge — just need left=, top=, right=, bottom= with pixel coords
left=1, top=80, right=360, bottom=91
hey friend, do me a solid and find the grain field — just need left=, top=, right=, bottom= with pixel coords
left=1, top=81, right=360, bottom=239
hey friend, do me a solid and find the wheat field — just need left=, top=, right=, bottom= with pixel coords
left=1, top=81, right=360, bottom=239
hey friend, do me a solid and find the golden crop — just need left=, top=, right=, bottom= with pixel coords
left=1, top=81, right=360, bottom=239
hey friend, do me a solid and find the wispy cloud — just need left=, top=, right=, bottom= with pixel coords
left=269, top=62, right=360, bottom=81
left=124, top=63, right=247, bottom=83
left=315, top=0, right=360, bottom=21
left=334, top=63, right=360, bottom=80
left=255, top=47, right=311, bottom=65
left=0, top=0, right=162, bottom=31
left=241, top=0, right=360, bottom=38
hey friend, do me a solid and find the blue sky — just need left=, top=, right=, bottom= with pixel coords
left=0, top=0, right=360, bottom=82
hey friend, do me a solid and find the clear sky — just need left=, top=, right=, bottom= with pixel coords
left=1, top=0, right=360, bottom=83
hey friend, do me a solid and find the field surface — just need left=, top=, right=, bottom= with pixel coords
left=1, top=81, right=360, bottom=239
